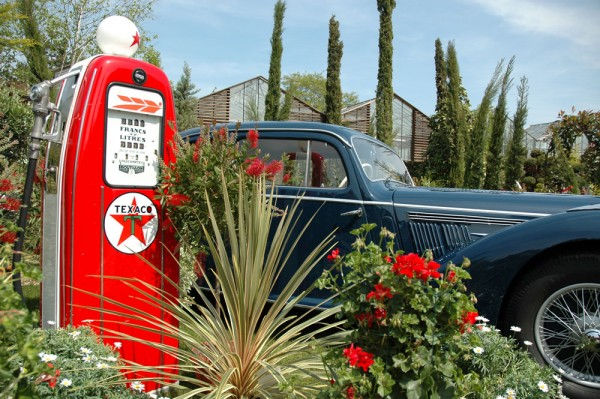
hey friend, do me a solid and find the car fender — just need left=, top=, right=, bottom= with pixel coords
left=440, top=209, right=600, bottom=324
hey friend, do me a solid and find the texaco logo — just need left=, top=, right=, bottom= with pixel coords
left=104, top=193, right=158, bottom=254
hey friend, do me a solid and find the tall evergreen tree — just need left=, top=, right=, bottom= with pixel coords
left=504, top=76, right=529, bottom=190
left=264, top=0, right=286, bottom=121
left=173, top=62, right=199, bottom=131
left=18, top=0, right=52, bottom=82
left=446, top=42, right=470, bottom=187
left=464, top=60, right=503, bottom=188
left=425, top=38, right=451, bottom=183
left=277, top=87, right=293, bottom=120
left=325, top=15, right=343, bottom=125
left=375, top=0, right=395, bottom=145
left=484, top=56, right=514, bottom=190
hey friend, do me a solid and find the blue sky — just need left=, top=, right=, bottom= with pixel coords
left=146, top=0, right=600, bottom=125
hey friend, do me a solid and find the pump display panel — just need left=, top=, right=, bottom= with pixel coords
left=105, top=85, right=163, bottom=187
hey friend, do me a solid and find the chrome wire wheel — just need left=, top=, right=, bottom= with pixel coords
left=535, top=283, right=600, bottom=389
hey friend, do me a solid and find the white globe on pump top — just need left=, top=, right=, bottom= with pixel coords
left=96, top=15, right=140, bottom=57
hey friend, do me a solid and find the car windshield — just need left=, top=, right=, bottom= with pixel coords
left=353, top=137, right=413, bottom=185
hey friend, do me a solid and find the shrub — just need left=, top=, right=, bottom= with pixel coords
left=316, top=224, right=562, bottom=398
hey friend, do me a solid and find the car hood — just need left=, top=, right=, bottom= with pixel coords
left=392, top=186, right=600, bottom=218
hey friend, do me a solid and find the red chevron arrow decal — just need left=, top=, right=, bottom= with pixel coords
left=114, top=95, right=162, bottom=114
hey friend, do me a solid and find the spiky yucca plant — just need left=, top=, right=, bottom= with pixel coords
left=85, top=173, right=344, bottom=398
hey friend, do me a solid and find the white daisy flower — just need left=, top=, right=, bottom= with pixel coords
left=59, top=378, right=73, bottom=387
left=39, top=353, right=57, bottom=362
left=553, top=374, right=563, bottom=384
left=113, top=342, right=122, bottom=349
left=46, top=320, right=56, bottom=325
left=80, top=347, right=92, bottom=355
left=496, top=396, right=506, bottom=399
left=523, top=340, right=533, bottom=346
left=130, top=381, right=145, bottom=392
left=95, top=362, right=109, bottom=369
left=472, top=346, right=485, bottom=354
left=510, top=326, right=521, bottom=332
left=480, top=326, right=491, bottom=332
left=505, top=388, right=516, bottom=399
left=68, top=330, right=81, bottom=338
left=537, top=381, right=549, bottom=392
left=475, top=316, right=489, bottom=323
left=81, top=354, right=94, bottom=363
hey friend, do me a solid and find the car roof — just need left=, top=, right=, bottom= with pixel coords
left=179, top=121, right=370, bottom=144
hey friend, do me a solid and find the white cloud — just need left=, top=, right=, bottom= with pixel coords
left=466, top=0, right=600, bottom=48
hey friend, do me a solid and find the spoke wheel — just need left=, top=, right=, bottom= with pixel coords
left=535, top=283, right=600, bottom=389
left=501, top=251, right=600, bottom=399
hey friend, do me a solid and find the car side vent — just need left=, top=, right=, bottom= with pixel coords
left=408, top=221, right=472, bottom=259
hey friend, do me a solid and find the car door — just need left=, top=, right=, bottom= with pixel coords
left=256, top=134, right=367, bottom=306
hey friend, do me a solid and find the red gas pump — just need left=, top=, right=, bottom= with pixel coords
left=27, top=16, right=179, bottom=392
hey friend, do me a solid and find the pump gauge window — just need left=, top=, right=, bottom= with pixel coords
left=105, top=85, right=163, bottom=187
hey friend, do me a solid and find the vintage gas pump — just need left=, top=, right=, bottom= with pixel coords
left=29, top=16, right=178, bottom=388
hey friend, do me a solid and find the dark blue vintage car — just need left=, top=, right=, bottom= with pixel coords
left=183, top=121, right=600, bottom=397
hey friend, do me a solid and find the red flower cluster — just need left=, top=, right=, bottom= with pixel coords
left=282, top=173, right=291, bottom=183
left=40, top=363, right=61, bottom=388
left=346, top=385, right=355, bottom=399
left=0, top=227, right=17, bottom=244
left=460, top=310, right=479, bottom=333
left=247, top=129, right=259, bottom=149
left=355, top=307, right=387, bottom=328
left=167, top=193, right=191, bottom=207
left=264, top=160, right=283, bottom=179
left=193, top=137, right=203, bottom=163
left=366, top=283, right=392, bottom=302
left=0, top=197, right=20, bottom=212
left=446, top=270, right=456, bottom=282
left=342, top=343, right=374, bottom=372
left=327, top=248, right=340, bottom=261
left=245, top=158, right=265, bottom=177
left=217, top=127, right=227, bottom=141
left=391, top=253, right=441, bottom=281
left=0, top=178, right=13, bottom=192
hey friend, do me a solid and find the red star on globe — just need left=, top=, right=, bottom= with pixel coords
left=111, top=197, right=154, bottom=246
left=130, top=31, right=140, bottom=47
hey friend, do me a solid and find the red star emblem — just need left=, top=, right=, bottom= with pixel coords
left=111, top=197, right=154, bottom=246
left=130, top=31, right=140, bottom=47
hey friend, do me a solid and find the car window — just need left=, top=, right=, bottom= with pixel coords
left=353, top=137, right=412, bottom=185
left=256, top=138, right=348, bottom=188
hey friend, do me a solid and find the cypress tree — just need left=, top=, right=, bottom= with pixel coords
left=425, top=38, right=451, bottom=184
left=264, top=0, right=286, bottom=121
left=325, top=15, right=343, bottom=125
left=446, top=42, right=470, bottom=187
left=375, top=0, right=395, bottom=145
left=18, top=0, right=52, bottom=82
left=173, top=62, right=199, bottom=131
left=464, top=60, right=503, bottom=188
left=504, top=76, right=529, bottom=190
left=484, top=56, right=514, bottom=190
left=277, top=87, right=293, bottom=120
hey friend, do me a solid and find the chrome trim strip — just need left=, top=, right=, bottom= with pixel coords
left=100, top=186, right=104, bottom=329
left=408, top=211, right=525, bottom=226
left=69, top=68, right=97, bottom=325
left=234, top=127, right=352, bottom=147
left=269, top=194, right=550, bottom=217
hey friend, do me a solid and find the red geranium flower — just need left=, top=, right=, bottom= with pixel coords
left=327, top=248, right=340, bottom=261
left=384, top=255, right=392, bottom=263
left=264, top=160, right=283, bottom=179
left=355, top=312, right=375, bottom=328
left=247, top=129, right=259, bottom=149
left=366, top=283, right=393, bottom=301
left=446, top=270, right=456, bottom=282
left=392, top=253, right=424, bottom=279
left=167, top=193, right=191, bottom=207
left=462, top=311, right=478, bottom=325
left=343, top=343, right=374, bottom=372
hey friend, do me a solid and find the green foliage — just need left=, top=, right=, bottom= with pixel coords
left=375, top=0, right=395, bottom=145
left=282, top=72, right=359, bottom=112
left=173, top=62, right=199, bottom=132
left=325, top=15, right=343, bottom=125
left=32, top=327, right=144, bottom=399
left=464, top=60, right=503, bottom=188
left=317, top=225, right=562, bottom=398
left=138, top=43, right=162, bottom=68
left=0, top=85, right=34, bottom=164
left=317, top=225, right=479, bottom=398
left=461, top=327, right=562, bottom=398
left=504, top=76, right=529, bottom=190
left=433, top=38, right=447, bottom=107
left=0, top=1, right=34, bottom=80
left=264, top=0, right=286, bottom=121
left=277, top=85, right=293, bottom=120
left=18, top=0, right=52, bottom=82
left=484, top=56, right=514, bottom=190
